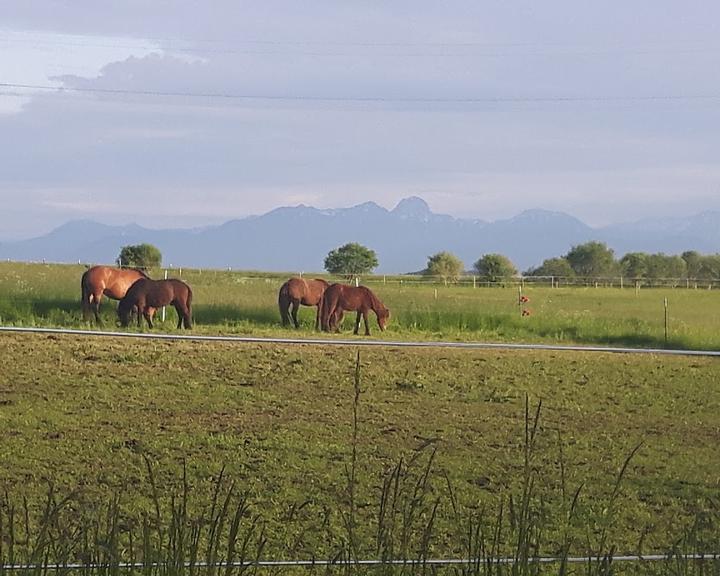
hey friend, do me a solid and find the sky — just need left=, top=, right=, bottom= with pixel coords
left=1, top=1, right=720, bottom=240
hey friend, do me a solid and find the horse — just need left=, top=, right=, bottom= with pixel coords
left=118, top=278, right=193, bottom=329
left=81, top=265, right=149, bottom=324
left=278, top=277, right=329, bottom=329
left=320, top=283, right=390, bottom=336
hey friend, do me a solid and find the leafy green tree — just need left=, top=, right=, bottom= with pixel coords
left=645, top=253, right=686, bottom=280
left=620, top=252, right=648, bottom=279
left=473, top=253, right=518, bottom=281
left=324, top=242, right=379, bottom=276
left=682, top=251, right=703, bottom=278
left=564, top=241, right=616, bottom=278
left=425, top=251, right=464, bottom=283
left=698, top=254, right=720, bottom=281
left=117, top=243, right=162, bottom=269
left=526, top=257, right=574, bottom=278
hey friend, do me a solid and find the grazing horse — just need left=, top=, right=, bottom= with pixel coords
left=320, top=283, right=390, bottom=336
left=81, top=265, right=149, bottom=323
left=278, top=277, right=329, bottom=329
left=118, top=278, right=193, bottom=329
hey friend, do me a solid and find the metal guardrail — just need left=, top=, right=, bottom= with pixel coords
left=2, top=326, right=720, bottom=358
left=0, top=552, right=718, bottom=571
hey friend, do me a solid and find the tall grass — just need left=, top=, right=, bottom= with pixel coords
left=2, top=262, right=720, bottom=349
left=0, top=397, right=713, bottom=575
left=0, top=414, right=716, bottom=575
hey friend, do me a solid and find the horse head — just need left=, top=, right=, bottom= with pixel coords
left=117, top=299, right=133, bottom=327
left=377, top=307, right=390, bottom=331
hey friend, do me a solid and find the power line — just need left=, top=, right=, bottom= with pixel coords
left=2, top=33, right=717, bottom=55
left=2, top=82, right=719, bottom=105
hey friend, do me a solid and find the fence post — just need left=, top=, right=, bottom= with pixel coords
left=518, top=285, right=523, bottom=317
left=664, top=297, right=669, bottom=346
left=162, top=269, right=168, bottom=322
left=473, top=275, right=476, bottom=289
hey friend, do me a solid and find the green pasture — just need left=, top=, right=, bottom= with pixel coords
left=1, top=261, right=720, bottom=350
left=0, top=332, right=718, bottom=566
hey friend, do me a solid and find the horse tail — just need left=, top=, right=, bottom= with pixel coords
left=278, top=282, right=291, bottom=326
left=185, top=284, right=193, bottom=328
left=185, top=284, right=193, bottom=311
left=80, top=270, right=92, bottom=318
left=319, top=288, right=334, bottom=331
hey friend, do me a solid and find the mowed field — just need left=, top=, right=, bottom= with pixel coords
left=0, top=262, right=719, bottom=565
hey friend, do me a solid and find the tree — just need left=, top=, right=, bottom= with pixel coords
left=698, top=254, right=720, bottom=281
left=526, top=257, right=574, bottom=278
left=645, top=253, right=686, bottom=280
left=117, top=243, right=162, bottom=269
left=425, top=251, right=464, bottom=283
left=619, top=252, right=648, bottom=279
left=564, top=241, right=616, bottom=278
left=324, top=243, right=378, bottom=276
left=682, top=251, right=703, bottom=278
left=473, top=253, right=518, bottom=282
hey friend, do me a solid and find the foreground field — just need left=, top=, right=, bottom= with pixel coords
left=2, top=261, right=720, bottom=350
left=0, top=331, right=718, bottom=565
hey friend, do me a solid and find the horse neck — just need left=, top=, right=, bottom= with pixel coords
left=366, top=289, right=385, bottom=312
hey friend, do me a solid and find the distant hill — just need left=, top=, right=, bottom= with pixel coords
left=1, top=197, right=719, bottom=273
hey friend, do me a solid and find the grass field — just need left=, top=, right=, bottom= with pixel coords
left=0, top=332, right=719, bottom=565
left=2, top=261, right=720, bottom=350
left=0, top=262, right=719, bottom=572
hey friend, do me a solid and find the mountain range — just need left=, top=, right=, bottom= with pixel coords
left=2, top=197, right=720, bottom=273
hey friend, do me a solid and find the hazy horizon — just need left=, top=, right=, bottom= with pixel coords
left=2, top=194, right=714, bottom=243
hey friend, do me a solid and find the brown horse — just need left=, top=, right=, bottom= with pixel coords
left=320, top=283, right=390, bottom=335
left=278, top=277, right=329, bottom=329
left=81, top=265, right=149, bottom=323
left=118, top=278, right=193, bottom=329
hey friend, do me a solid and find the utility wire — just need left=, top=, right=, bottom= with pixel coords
left=1, top=82, right=719, bottom=105
left=2, top=33, right=717, bottom=55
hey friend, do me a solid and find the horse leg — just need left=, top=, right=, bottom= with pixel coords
left=291, top=300, right=300, bottom=329
left=320, top=299, right=330, bottom=331
left=353, top=311, right=362, bottom=335
left=334, top=309, right=345, bottom=332
left=314, top=304, right=321, bottom=331
left=328, top=306, right=339, bottom=332
left=144, top=307, right=155, bottom=329
left=363, top=310, right=371, bottom=336
left=175, top=302, right=192, bottom=329
left=92, top=294, right=102, bottom=325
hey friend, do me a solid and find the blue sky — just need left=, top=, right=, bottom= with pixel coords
left=1, top=1, right=720, bottom=239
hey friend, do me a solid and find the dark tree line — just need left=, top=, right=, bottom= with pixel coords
left=527, top=243, right=720, bottom=281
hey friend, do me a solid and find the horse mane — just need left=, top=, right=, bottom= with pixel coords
left=132, top=267, right=150, bottom=278
left=365, top=286, right=387, bottom=312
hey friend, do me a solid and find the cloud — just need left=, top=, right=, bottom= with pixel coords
left=2, top=2, right=720, bottom=239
